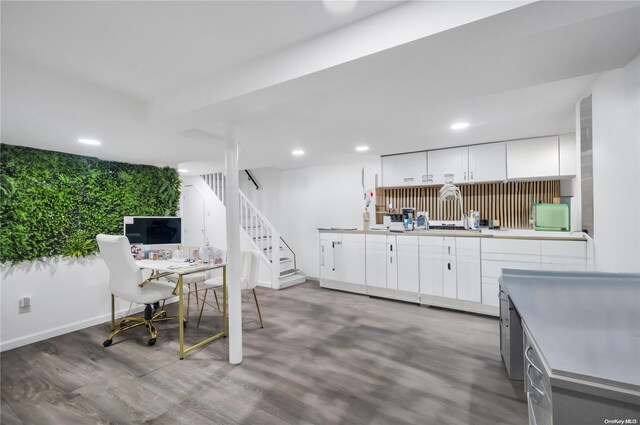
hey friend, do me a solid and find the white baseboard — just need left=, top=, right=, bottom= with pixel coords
left=0, top=297, right=179, bottom=352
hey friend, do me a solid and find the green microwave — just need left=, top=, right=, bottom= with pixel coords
left=533, top=203, right=570, bottom=231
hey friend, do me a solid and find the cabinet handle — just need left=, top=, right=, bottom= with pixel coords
left=321, top=246, right=325, bottom=266
left=448, top=246, right=451, bottom=255
left=524, top=346, right=543, bottom=375
left=498, top=290, right=508, bottom=301
left=527, top=364, right=545, bottom=398
left=390, top=257, right=393, bottom=264
left=464, top=172, right=467, bottom=180
left=390, top=244, right=393, bottom=252
left=470, top=171, right=474, bottom=180
left=447, top=262, right=451, bottom=270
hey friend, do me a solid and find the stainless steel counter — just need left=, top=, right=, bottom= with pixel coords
left=500, top=269, right=640, bottom=402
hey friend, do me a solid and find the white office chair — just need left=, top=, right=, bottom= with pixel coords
left=197, top=250, right=264, bottom=329
left=97, top=234, right=179, bottom=347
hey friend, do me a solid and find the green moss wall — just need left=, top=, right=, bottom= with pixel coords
left=0, top=144, right=181, bottom=264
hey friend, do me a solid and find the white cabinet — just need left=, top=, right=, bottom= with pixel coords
left=540, top=240, right=587, bottom=271
left=507, top=136, right=559, bottom=179
left=559, top=133, right=577, bottom=176
left=419, top=236, right=444, bottom=296
left=396, top=236, right=420, bottom=294
left=481, top=238, right=541, bottom=307
left=427, top=147, right=469, bottom=185
left=381, top=152, right=428, bottom=187
left=319, top=233, right=365, bottom=293
left=456, top=238, right=481, bottom=302
left=442, top=237, right=457, bottom=298
left=386, top=237, right=398, bottom=290
left=468, top=142, right=506, bottom=182
left=365, top=235, right=387, bottom=289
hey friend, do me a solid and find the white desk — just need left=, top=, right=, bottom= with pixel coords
left=136, top=259, right=227, bottom=359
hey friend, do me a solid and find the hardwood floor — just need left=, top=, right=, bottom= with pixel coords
left=1, top=281, right=527, bottom=425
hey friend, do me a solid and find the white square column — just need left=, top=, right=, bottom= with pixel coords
left=225, top=124, right=242, bottom=364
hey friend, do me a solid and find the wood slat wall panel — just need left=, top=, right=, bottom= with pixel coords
left=375, top=181, right=560, bottom=228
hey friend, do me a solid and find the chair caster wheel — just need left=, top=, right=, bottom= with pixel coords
left=147, top=338, right=156, bottom=346
left=103, top=339, right=113, bottom=347
left=183, top=321, right=188, bottom=328
left=119, top=321, right=127, bottom=329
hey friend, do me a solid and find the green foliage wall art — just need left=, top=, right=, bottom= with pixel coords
left=0, top=144, right=181, bottom=264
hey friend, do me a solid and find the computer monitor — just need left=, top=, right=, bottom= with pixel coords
left=123, top=216, right=181, bottom=245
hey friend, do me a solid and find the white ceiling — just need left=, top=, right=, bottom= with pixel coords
left=2, top=1, right=640, bottom=173
left=1, top=0, right=400, bottom=101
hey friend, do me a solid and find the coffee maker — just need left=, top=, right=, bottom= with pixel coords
left=402, top=208, right=415, bottom=231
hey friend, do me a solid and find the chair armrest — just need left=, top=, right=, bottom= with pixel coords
left=139, top=271, right=174, bottom=287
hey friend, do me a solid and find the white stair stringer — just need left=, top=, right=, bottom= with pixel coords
left=200, top=173, right=306, bottom=290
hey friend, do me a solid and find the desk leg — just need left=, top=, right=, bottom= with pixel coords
left=178, top=275, right=185, bottom=359
left=223, top=266, right=228, bottom=337
left=110, top=294, right=116, bottom=330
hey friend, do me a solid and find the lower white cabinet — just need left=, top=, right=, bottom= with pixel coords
left=396, top=236, right=420, bottom=295
left=419, top=237, right=444, bottom=296
left=365, top=235, right=387, bottom=289
left=322, top=231, right=591, bottom=317
left=366, top=234, right=419, bottom=301
left=320, top=233, right=366, bottom=293
left=456, top=238, right=481, bottom=302
left=442, top=237, right=457, bottom=299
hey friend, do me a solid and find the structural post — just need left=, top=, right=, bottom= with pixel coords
left=225, top=123, right=242, bottom=364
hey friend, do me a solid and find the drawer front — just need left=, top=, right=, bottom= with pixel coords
left=482, top=260, right=541, bottom=279
left=524, top=331, right=553, bottom=425
left=482, top=238, right=541, bottom=255
left=540, top=240, right=586, bottom=258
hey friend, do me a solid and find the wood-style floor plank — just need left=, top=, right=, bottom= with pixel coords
left=1, top=281, right=527, bottom=424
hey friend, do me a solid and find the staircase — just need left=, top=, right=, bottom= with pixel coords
left=201, top=173, right=306, bottom=289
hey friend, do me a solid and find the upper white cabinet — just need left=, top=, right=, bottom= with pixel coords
left=468, top=142, right=506, bottom=182
left=559, top=133, right=577, bottom=176
left=381, top=152, right=427, bottom=187
left=427, top=147, right=469, bottom=185
left=507, top=136, right=559, bottom=179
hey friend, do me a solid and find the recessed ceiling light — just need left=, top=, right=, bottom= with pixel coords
left=292, top=149, right=305, bottom=156
left=355, top=146, right=370, bottom=152
left=451, top=122, right=469, bottom=130
left=178, top=169, right=188, bottom=173
left=78, top=138, right=101, bottom=145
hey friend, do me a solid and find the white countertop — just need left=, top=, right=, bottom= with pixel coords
left=500, top=269, right=640, bottom=392
left=318, top=228, right=590, bottom=241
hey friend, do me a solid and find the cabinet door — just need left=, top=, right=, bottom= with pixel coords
left=427, top=147, right=469, bottom=185
left=396, top=236, right=419, bottom=294
left=468, top=142, right=506, bottom=183
left=559, top=133, right=576, bottom=176
left=381, top=152, right=428, bottom=187
left=419, top=237, right=443, bottom=296
left=365, top=235, right=387, bottom=288
left=506, top=136, right=559, bottom=179
left=443, top=237, right=457, bottom=298
left=319, top=238, right=337, bottom=280
left=455, top=238, right=481, bottom=302
left=334, top=234, right=366, bottom=285
left=386, top=236, right=398, bottom=290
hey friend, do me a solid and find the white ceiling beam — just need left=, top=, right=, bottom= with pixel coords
left=148, top=1, right=533, bottom=123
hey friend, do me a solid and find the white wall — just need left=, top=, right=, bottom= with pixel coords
left=591, top=54, right=640, bottom=272
left=0, top=257, right=142, bottom=351
left=240, top=158, right=381, bottom=279
left=180, top=175, right=273, bottom=285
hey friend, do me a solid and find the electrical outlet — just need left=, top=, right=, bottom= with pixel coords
left=19, top=297, right=31, bottom=314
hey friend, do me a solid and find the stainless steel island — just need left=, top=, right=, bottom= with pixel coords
left=499, top=269, right=640, bottom=425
